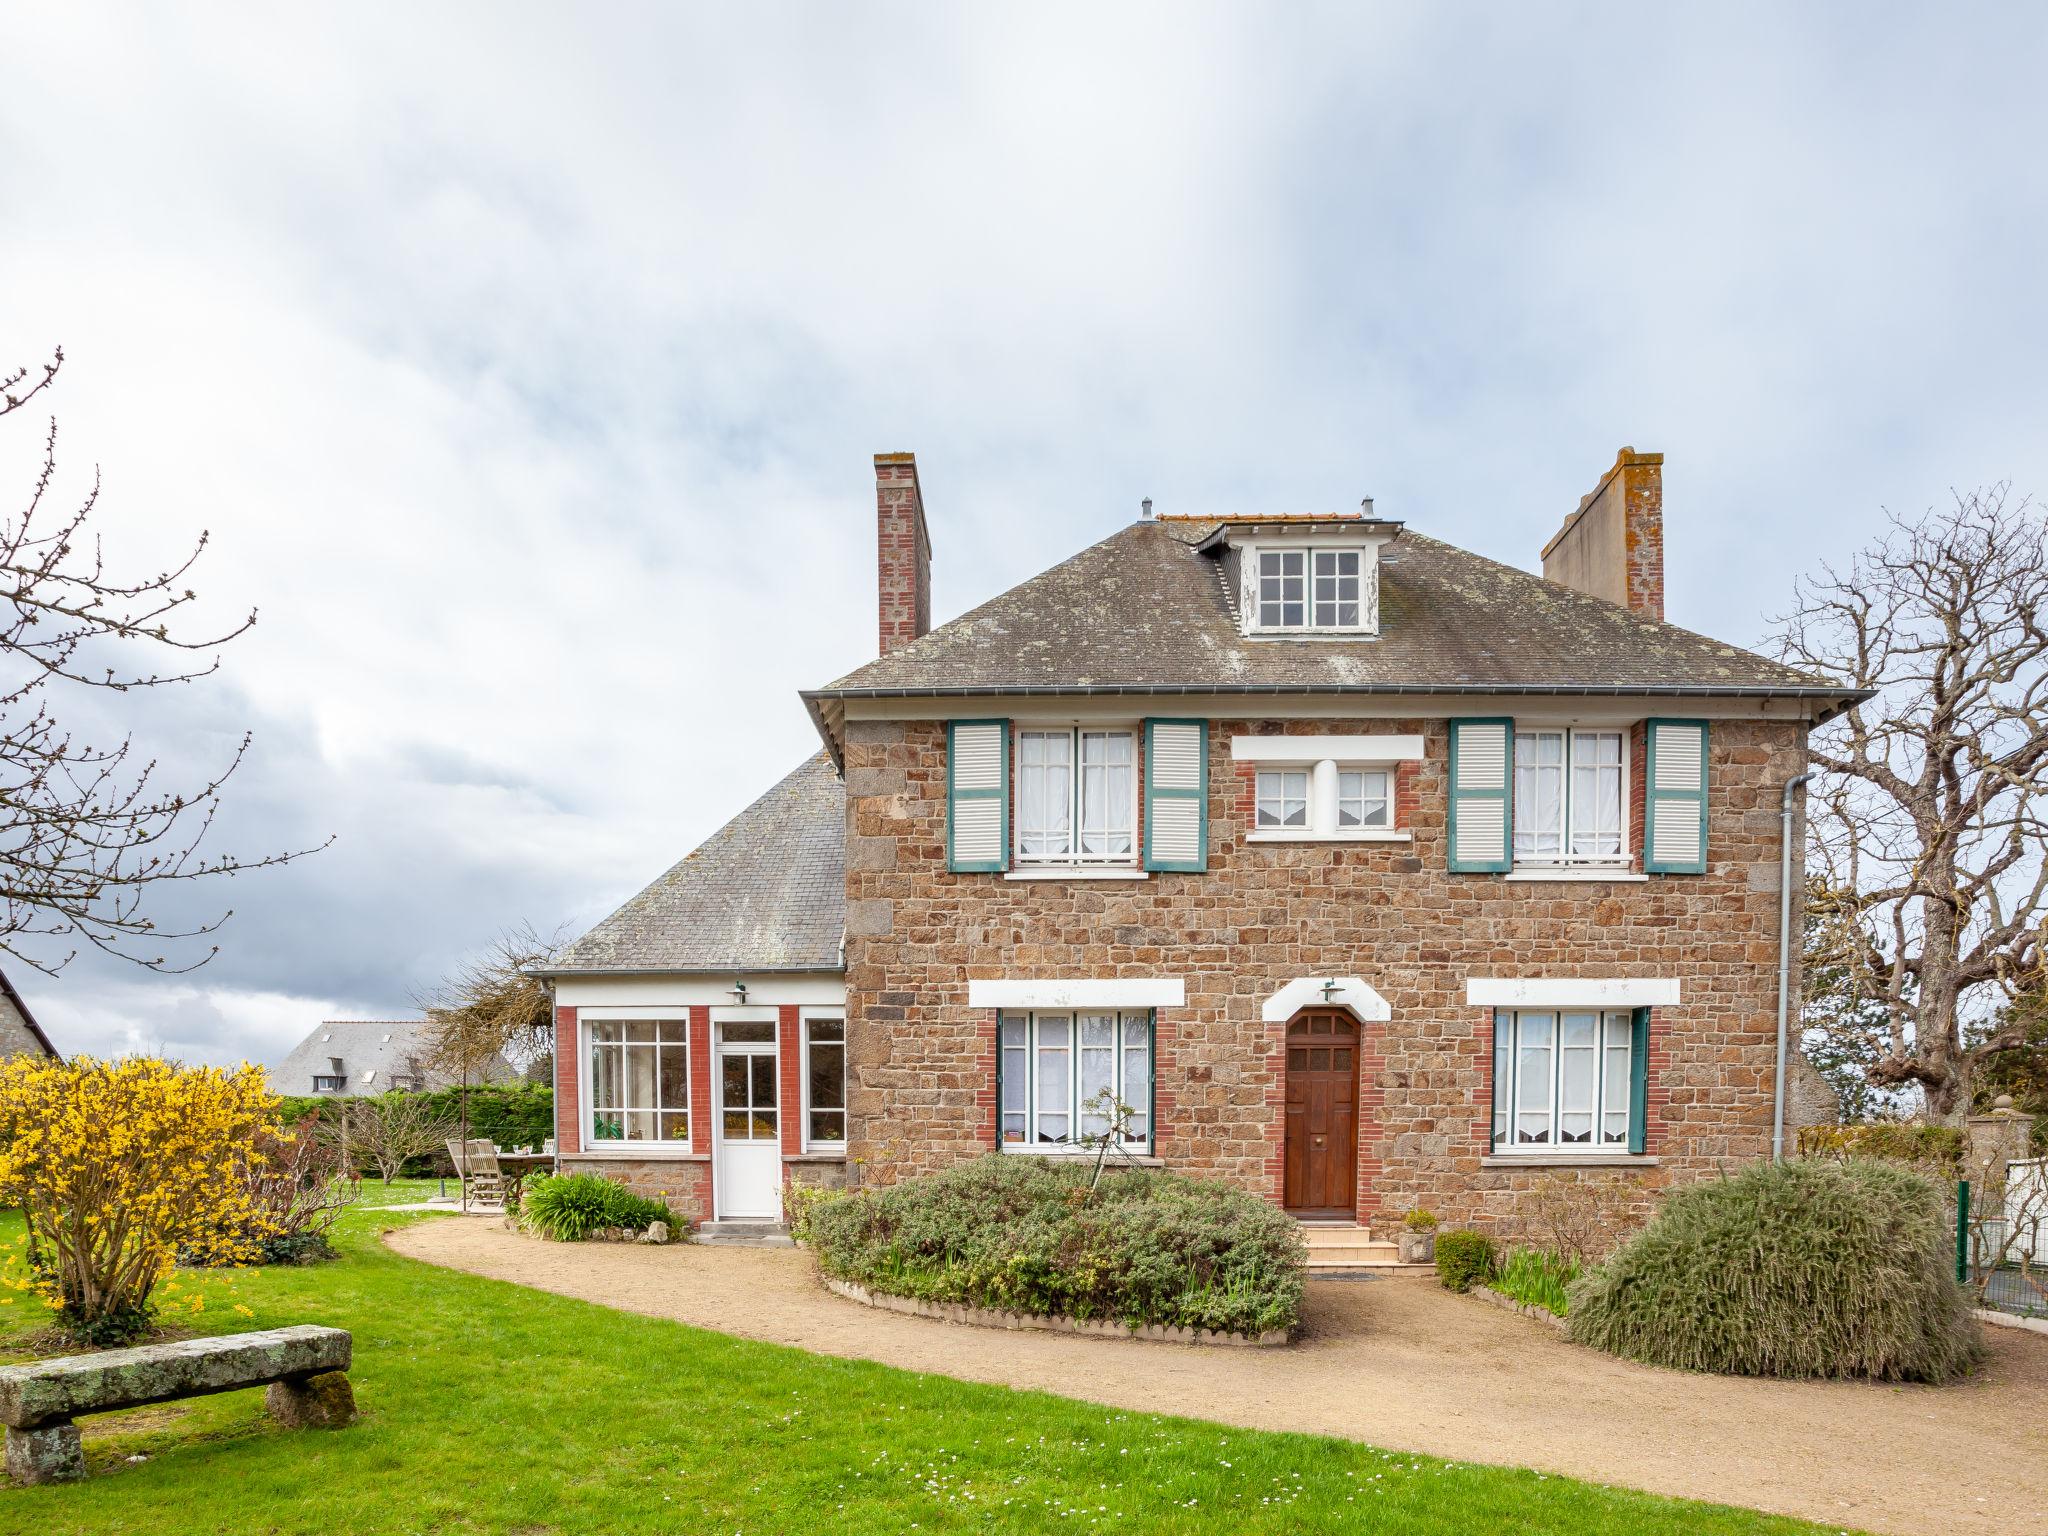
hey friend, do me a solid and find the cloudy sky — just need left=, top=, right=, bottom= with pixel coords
left=0, top=4, right=2042, bottom=1067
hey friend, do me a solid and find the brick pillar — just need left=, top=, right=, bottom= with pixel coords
left=875, top=452, right=932, bottom=656
left=779, top=1006, right=803, bottom=1157
left=554, top=1006, right=580, bottom=1154
left=690, top=1006, right=712, bottom=1156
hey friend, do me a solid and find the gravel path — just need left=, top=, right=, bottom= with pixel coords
left=389, top=1216, right=2048, bottom=1536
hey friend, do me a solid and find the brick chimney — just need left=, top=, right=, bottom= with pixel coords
left=875, top=452, right=932, bottom=656
left=1541, top=447, right=1665, bottom=620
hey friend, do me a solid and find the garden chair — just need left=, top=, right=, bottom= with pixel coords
left=446, top=1138, right=505, bottom=1205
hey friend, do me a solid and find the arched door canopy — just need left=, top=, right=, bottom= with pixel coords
left=1262, top=977, right=1390, bottom=1026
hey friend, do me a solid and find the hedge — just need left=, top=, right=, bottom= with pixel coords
left=806, top=1156, right=1306, bottom=1338
left=1567, top=1157, right=1982, bottom=1382
left=278, top=1082, right=554, bottom=1168
left=1794, top=1122, right=1965, bottom=1168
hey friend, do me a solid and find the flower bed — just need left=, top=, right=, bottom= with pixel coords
left=804, top=1156, right=1305, bottom=1339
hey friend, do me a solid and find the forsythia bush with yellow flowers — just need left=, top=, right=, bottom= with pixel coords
left=0, top=1055, right=279, bottom=1344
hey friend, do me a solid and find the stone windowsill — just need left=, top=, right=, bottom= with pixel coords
left=1503, top=867, right=1649, bottom=884
left=569, top=1147, right=710, bottom=1162
left=1245, top=828, right=1412, bottom=844
left=785, top=1150, right=848, bottom=1163
left=1003, top=867, right=1150, bottom=882
left=1480, top=1153, right=1660, bottom=1169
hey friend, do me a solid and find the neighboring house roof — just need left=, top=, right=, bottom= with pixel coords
left=267, top=1017, right=513, bottom=1097
left=0, top=969, right=58, bottom=1059
left=547, top=753, right=846, bottom=976
left=802, top=519, right=1854, bottom=754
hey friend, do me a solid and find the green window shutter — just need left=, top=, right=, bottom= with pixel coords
left=1644, top=719, right=1709, bottom=873
left=1144, top=719, right=1208, bottom=872
left=1628, top=1007, right=1650, bottom=1155
left=1448, top=718, right=1513, bottom=872
left=947, top=720, right=1009, bottom=873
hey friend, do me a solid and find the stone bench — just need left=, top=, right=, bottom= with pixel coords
left=0, top=1324, right=354, bottom=1484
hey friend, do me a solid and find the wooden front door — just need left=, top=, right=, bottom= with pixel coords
left=1283, top=1009, right=1359, bottom=1217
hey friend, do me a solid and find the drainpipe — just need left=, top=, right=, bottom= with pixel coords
left=1773, top=772, right=1811, bottom=1162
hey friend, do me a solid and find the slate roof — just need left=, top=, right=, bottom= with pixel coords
left=548, top=753, right=845, bottom=975
left=267, top=1018, right=514, bottom=1097
left=807, top=518, right=1843, bottom=706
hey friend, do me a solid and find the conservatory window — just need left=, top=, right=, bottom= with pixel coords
left=587, top=1018, right=690, bottom=1145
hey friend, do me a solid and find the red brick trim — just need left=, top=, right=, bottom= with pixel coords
left=1150, top=1010, right=1175, bottom=1160
left=1472, top=1011, right=1496, bottom=1149
left=690, top=1005, right=712, bottom=1156
left=554, top=1006, right=580, bottom=1154
left=1644, top=1006, right=1672, bottom=1154
left=778, top=1005, right=802, bottom=1156
left=979, top=1011, right=1000, bottom=1146
left=1352, top=1022, right=1386, bottom=1225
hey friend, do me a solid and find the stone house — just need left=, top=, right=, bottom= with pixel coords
left=267, top=1018, right=516, bottom=1098
left=0, top=970, right=59, bottom=1062
left=543, top=449, right=1856, bottom=1238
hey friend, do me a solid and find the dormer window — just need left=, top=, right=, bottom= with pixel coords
left=1240, top=540, right=1381, bottom=635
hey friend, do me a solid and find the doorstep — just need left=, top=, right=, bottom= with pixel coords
left=1296, top=1222, right=1429, bottom=1272
left=695, top=1220, right=795, bottom=1247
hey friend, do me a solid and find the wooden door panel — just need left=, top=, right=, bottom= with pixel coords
left=1284, top=1010, right=1361, bottom=1214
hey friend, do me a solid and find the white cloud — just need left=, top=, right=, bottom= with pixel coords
left=0, top=3, right=2042, bottom=1061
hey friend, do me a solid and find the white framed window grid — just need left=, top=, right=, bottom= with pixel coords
left=1491, top=1008, right=1633, bottom=1150
left=803, top=1014, right=847, bottom=1149
left=1253, top=547, right=1366, bottom=631
left=1337, top=769, right=1391, bottom=828
left=999, top=1010, right=1153, bottom=1148
left=1514, top=727, right=1627, bottom=864
left=588, top=1018, right=691, bottom=1145
left=1015, top=727, right=1138, bottom=864
left=1255, top=769, right=1310, bottom=828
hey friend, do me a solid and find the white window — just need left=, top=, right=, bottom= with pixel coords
left=1337, top=769, right=1390, bottom=828
left=999, top=1010, right=1152, bottom=1148
left=1491, top=1009, right=1633, bottom=1150
left=588, top=1019, right=690, bottom=1144
left=804, top=1016, right=846, bottom=1148
left=1255, top=550, right=1306, bottom=628
left=1255, top=769, right=1310, bottom=828
left=1514, top=728, right=1626, bottom=863
left=1252, top=546, right=1373, bottom=632
left=1015, top=728, right=1135, bottom=863
left=1313, top=549, right=1362, bottom=627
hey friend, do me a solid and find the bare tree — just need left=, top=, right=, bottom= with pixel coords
left=1778, top=485, right=2048, bottom=1118
left=326, top=1093, right=455, bottom=1186
left=418, top=922, right=562, bottom=1080
left=0, top=347, right=324, bottom=972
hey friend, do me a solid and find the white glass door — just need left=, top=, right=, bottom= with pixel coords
left=714, top=1020, right=781, bottom=1220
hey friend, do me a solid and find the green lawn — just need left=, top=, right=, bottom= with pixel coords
left=347, top=1176, right=453, bottom=1208
left=0, top=1210, right=1847, bottom=1535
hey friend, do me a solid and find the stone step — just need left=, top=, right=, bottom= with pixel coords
left=695, top=1220, right=795, bottom=1247
left=1298, top=1223, right=1407, bottom=1270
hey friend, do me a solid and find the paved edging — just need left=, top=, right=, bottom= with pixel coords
left=1976, top=1307, right=2048, bottom=1336
left=1469, top=1283, right=1569, bottom=1332
left=821, top=1277, right=1292, bottom=1348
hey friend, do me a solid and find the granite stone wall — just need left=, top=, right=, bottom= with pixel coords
left=841, top=713, right=1807, bottom=1239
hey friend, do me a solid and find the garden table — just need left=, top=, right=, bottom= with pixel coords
left=493, top=1150, right=555, bottom=1203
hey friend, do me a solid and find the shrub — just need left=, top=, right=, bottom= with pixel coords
left=1401, top=1208, right=1438, bottom=1233
left=783, top=1180, right=845, bottom=1243
left=198, top=1125, right=356, bottom=1268
left=520, top=1172, right=677, bottom=1242
left=806, top=1156, right=1305, bottom=1338
left=0, top=1056, right=277, bottom=1343
left=1795, top=1122, right=1965, bottom=1169
left=1492, top=1247, right=1580, bottom=1317
left=1521, top=1174, right=1647, bottom=1266
left=1567, top=1158, right=1983, bottom=1382
left=1434, top=1229, right=1495, bottom=1292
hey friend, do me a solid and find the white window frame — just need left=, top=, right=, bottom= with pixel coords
left=582, top=1014, right=694, bottom=1156
left=998, top=1009, right=1153, bottom=1151
left=1491, top=1008, right=1634, bottom=1153
left=1255, top=769, right=1310, bottom=829
left=1336, top=768, right=1392, bottom=830
left=1241, top=753, right=1409, bottom=843
left=1243, top=541, right=1378, bottom=635
left=1012, top=725, right=1139, bottom=867
left=1513, top=726, right=1629, bottom=867
left=801, top=1011, right=847, bottom=1152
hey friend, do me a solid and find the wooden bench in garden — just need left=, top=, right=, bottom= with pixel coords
left=0, top=1324, right=354, bottom=1485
